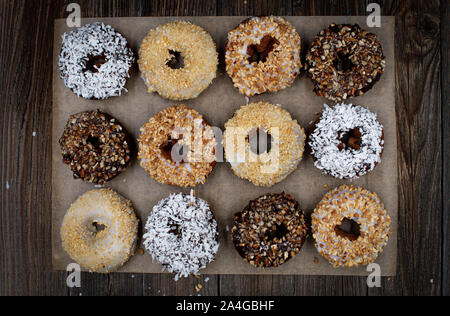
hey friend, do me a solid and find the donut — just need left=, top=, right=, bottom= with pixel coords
left=223, top=101, right=305, bottom=187
left=305, top=23, right=386, bottom=102
left=138, top=105, right=216, bottom=187
left=138, top=21, right=218, bottom=101
left=143, top=191, right=219, bottom=280
left=61, top=189, right=139, bottom=273
left=59, top=22, right=134, bottom=100
left=232, top=193, right=307, bottom=268
left=308, top=103, right=384, bottom=180
left=59, top=110, right=132, bottom=185
left=311, top=185, right=391, bottom=267
left=225, top=16, right=302, bottom=97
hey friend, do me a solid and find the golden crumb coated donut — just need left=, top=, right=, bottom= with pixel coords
left=225, top=16, right=302, bottom=97
left=223, top=101, right=305, bottom=187
left=61, top=189, right=139, bottom=273
left=138, top=21, right=218, bottom=100
left=312, top=185, right=391, bottom=268
left=138, top=105, right=216, bottom=187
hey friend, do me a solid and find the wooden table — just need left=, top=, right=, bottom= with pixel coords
left=0, top=0, right=448, bottom=296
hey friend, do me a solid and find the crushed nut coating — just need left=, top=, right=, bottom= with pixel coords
left=232, top=193, right=308, bottom=268
left=59, top=110, right=131, bottom=185
left=305, top=23, right=385, bottom=102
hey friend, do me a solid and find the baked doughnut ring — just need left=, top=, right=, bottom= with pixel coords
left=312, top=185, right=391, bottom=268
left=61, top=189, right=139, bottom=273
left=138, top=21, right=218, bottom=100
left=223, top=101, right=305, bottom=187
left=225, top=16, right=302, bottom=97
left=138, top=105, right=216, bottom=187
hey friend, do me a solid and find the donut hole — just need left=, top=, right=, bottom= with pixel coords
left=334, top=218, right=361, bottom=241
left=333, top=51, right=355, bottom=74
left=338, top=127, right=362, bottom=150
left=83, top=54, right=107, bottom=73
left=86, top=135, right=101, bottom=151
left=89, top=221, right=107, bottom=234
left=167, top=50, right=185, bottom=69
left=160, top=136, right=188, bottom=163
left=266, top=223, right=289, bottom=241
left=168, top=222, right=182, bottom=237
left=247, top=35, right=280, bottom=64
left=247, top=128, right=272, bottom=155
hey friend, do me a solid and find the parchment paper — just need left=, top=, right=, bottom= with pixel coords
left=52, top=16, right=397, bottom=276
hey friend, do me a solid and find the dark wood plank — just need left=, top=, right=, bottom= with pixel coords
left=441, top=0, right=449, bottom=297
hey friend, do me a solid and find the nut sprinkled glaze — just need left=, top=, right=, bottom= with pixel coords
left=59, top=110, right=132, bottom=185
left=225, top=16, right=302, bottom=97
left=223, top=101, right=305, bottom=187
left=138, top=105, right=216, bottom=187
left=305, top=23, right=386, bottom=102
left=232, top=193, right=308, bottom=268
left=138, top=21, right=218, bottom=101
left=61, top=189, right=139, bottom=273
left=312, top=185, right=391, bottom=268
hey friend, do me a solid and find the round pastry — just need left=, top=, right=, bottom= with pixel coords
left=225, top=16, right=302, bottom=97
left=305, top=23, right=386, bottom=102
left=223, top=101, right=305, bottom=187
left=59, top=110, right=132, bottom=185
left=143, top=191, right=219, bottom=280
left=61, top=189, right=139, bottom=273
left=138, top=105, right=216, bottom=187
left=311, top=185, right=391, bottom=267
left=308, top=103, right=384, bottom=180
left=138, top=21, right=218, bottom=101
left=232, top=193, right=307, bottom=268
left=59, top=22, right=134, bottom=100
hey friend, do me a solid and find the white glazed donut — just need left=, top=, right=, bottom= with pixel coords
left=143, top=191, right=219, bottom=280
left=61, top=189, right=139, bottom=273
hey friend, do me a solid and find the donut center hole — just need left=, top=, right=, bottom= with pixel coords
left=338, top=127, right=362, bottom=150
left=83, top=54, right=107, bottom=73
left=167, top=50, right=185, bottom=69
left=86, top=135, right=101, bottom=151
left=169, top=222, right=182, bottom=237
left=247, top=35, right=279, bottom=64
left=90, top=221, right=106, bottom=234
left=334, top=218, right=361, bottom=241
left=266, top=223, right=289, bottom=241
left=247, top=128, right=272, bottom=155
left=333, top=51, right=355, bottom=74
left=160, top=136, right=188, bottom=162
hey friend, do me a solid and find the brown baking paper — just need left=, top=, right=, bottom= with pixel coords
left=52, top=16, right=397, bottom=276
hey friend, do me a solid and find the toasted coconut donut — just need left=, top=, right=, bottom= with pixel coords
left=138, top=21, right=218, bottom=100
left=59, top=110, right=132, bottom=185
left=223, top=101, right=305, bottom=187
left=232, top=193, right=308, bottom=268
left=225, top=16, right=302, bottom=97
left=138, top=105, right=216, bottom=187
left=143, top=191, right=219, bottom=280
left=308, top=103, right=384, bottom=180
left=312, top=185, right=391, bottom=268
left=61, top=189, right=139, bottom=273
left=305, top=23, right=386, bottom=102
left=59, top=23, right=134, bottom=100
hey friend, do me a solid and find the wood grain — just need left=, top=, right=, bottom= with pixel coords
left=0, top=0, right=446, bottom=296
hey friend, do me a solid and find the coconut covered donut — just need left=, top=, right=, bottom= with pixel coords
left=143, top=191, right=219, bottom=280
left=61, top=189, right=139, bottom=273
left=232, top=193, right=308, bottom=268
left=138, top=105, right=216, bottom=187
left=223, top=101, right=305, bottom=187
left=312, top=185, right=391, bottom=268
left=138, top=21, right=218, bottom=100
left=305, top=23, right=386, bottom=102
left=309, top=103, right=384, bottom=180
left=59, top=22, right=134, bottom=100
left=225, top=16, right=302, bottom=97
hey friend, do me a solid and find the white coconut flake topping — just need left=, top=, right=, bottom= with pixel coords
left=59, top=22, right=134, bottom=99
left=309, top=103, right=384, bottom=179
left=143, top=191, right=219, bottom=280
